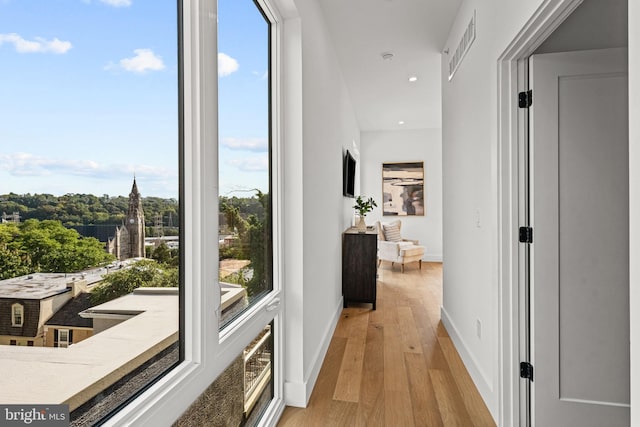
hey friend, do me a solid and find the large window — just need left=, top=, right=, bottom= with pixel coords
left=0, top=1, right=181, bottom=425
left=218, top=0, right=273, bottom=330
left=0, top=1, right=285, bottom=425
left=211, top=1, right=280, bottom=425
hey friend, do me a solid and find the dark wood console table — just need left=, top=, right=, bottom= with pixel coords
left=342, top=227, right=377, bottom=310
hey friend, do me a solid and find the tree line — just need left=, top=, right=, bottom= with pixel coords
left=0, top=192, right=179, bottom=235
left=0, top=192, right=270, bottom=231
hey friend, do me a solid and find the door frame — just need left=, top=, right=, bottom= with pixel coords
left=496, top=1, right=583, bottom=425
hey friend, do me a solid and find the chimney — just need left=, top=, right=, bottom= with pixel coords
left=67, top=279, right=88, bottom=297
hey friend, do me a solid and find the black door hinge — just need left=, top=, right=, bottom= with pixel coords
left=519, top=226, right=533, bottom=243
left=518, top=90, right=532, bottom=108
left=520, top=362, right=534, bottom=381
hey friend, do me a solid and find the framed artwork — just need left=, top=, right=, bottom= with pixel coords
left=382, top=162, right=424, bottom=216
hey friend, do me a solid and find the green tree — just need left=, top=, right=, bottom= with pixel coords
left=217, top=191, right=271, bottom=298
left=169, top=248, right=180, bottom=267
left=0, top=192, right=179, bottom=228
left=91, top=260, right=178, bottom=304
left=156, top=266, right=179, bottom=287
left=0, top=222, right=20, bottom=245
left=147, top=242, right=179, bottom=267
left=0, top=223, right=30, bottom=278
left=0, top=219, right=114, bottom=277
left=0, top=246, right=30, bottom=280
left=220, top=202, right=247, bottom=235
left=16, top=219, right=113, bottom=272
left=17, top=219, right=66, bottom=271
left=150, top=242, right=171, bottom=264
left=245, top=190, right=271, bottom=298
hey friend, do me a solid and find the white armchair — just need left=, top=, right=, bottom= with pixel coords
left=376, top=220, right=425, bottom=273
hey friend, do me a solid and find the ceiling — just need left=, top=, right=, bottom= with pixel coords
left=318, top=0, right=463, bottom=132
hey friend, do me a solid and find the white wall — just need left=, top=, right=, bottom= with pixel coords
left=629, top=1, right=639, bottom=425
left=443, top=0, right=636, bottom=424
left=283, top=0, right=361, bottom=407
left=441, top=0, right=556, bottom=420
left=360, top=129, right=443, bottom=261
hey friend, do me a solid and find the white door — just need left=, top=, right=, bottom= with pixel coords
left=529, top=47, right=629, bottom=426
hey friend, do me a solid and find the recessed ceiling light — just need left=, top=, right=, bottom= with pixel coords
left=381, top=52, right=394, bottom=61
left=398, top=121, right=405, bottom=125
left=408, top=76, right=418, bottom=82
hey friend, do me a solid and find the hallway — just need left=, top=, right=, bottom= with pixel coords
left=278, top=263, right=495, bottom=426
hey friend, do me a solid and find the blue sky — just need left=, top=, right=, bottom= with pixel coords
left=0, top=0, right=269, bottom=199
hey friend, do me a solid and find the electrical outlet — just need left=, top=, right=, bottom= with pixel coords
left=476, top=319, right=482, bottom=339
left=475, top=208, right=481, bottom=228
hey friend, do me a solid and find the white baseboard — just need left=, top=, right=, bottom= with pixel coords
left=284, top=296, right=343, bottom=407
left=440, top=306, right=494, bottom=412
left=284, top=381, right=307, bottom=408
left=424, top=254, right=443, bottom=262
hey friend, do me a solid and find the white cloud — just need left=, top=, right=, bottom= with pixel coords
left=252, top=69, right=269, bottom=80
left=221, top=137, right=268, bottom=152
left=0, top=153, right=99, bottom=177
left=100, top=0, right=131, bottom=6
left=114, top=49, right=165, bottom=74
left=81, top=0, right=131, bottom=7
left=0, top=33, right=72, bottom=54
left=218, top=52, right=239, bottom=77
left=0, top=152, right=175, bottom=181
left=227, top=156, right=268, bottom=172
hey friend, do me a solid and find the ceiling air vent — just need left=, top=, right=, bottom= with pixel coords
left=448, top=10, right=476, bottom=81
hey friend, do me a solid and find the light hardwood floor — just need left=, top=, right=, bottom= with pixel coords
left=278, top=262, right=496, bottom=427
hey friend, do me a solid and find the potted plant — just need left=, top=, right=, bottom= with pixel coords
left=353, top=195, right=377, bottom=232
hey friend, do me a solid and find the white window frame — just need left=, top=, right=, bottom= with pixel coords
left=11, top=303, right=23, bottom=327
left=105, top=0, right=285, bottom=425
left=58, top=329, right=70, bottom=348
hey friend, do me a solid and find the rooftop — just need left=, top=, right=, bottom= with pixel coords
left=0, top=273, right=74, bottom=300
left=45, top=293, right=94, bottom=329
left=0, top=287, right=178, bottom=411
left=0, top=259, right=141, bottom=300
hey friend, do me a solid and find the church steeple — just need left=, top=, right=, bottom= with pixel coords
left=128, top=178, right=143, bottom=219
left=107, top=178, right=146, bottom=260
left=131, top=177, right=139, bottom=196
left=125, top=178, right=145, bottom=258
